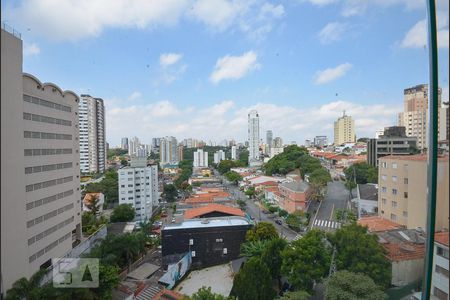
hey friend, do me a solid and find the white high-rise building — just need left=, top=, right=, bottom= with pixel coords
left=79, top=94, right=106, bottom=174
left=128, top=136, right=141, bottom=156
left=193, top=149, right=209, bottom=167
left=1, top=27, right=82, bottom=293
left=118, top=157, right=159, bottom=222
left=231, top=146, right=237, bottom=160
left=214, top=150, right=225, bottom=164
left=273, top=137, right=283, bottom=147
left=121, top=137, right=129, bottom=150
left=248, top=110, right=260, bottom=166
left=160, top=136, right=179, bottom=166
left=266, top=130, right=273, bottom=147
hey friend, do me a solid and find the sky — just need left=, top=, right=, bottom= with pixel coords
left=2, top=0, right=449, bottom=146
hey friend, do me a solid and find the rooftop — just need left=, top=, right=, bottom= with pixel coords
left=184, top=204, right=245, bottom=219
left=357, top=184, right=378, bottom=201
left=380, top=154, right=449, bottom=162
left=358, top=216, right=404, bottom=233
left=376, top=228, right=426, bottom=261
left=163, top=216, right=251, bottom=230
left=280, top=181, right=309, bottom=192
left=435, top=231, right=449, bottom=247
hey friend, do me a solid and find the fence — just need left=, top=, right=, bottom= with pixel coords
left=1, top=23, right=21, bottom=38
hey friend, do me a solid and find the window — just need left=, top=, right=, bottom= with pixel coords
left=223, top=248, right=228, bottom=254
left=437, top=247, right=449, bottom=259
left=392, top=163, right=397, bottom=169
left=382, top=187, right=387, bottom=193
left=404, top=178, right=408, bottom=184
left=390, top=214, right=397, bottom=221
left=433, top=287, right=448, bottom=300
left=392, top=176, right=397, bottom=182
left=392, top=189, right=397, bottom=195
left=391, top=201, right=397, bottom=208
left=435, top=265, right=449, bottom=278
left=192, top=251, right=196, bottom=257
left=403, top=211, right=408, bottom=217
left=404, top=192, right=408, bottom=198
left=189, top=239, right=194, bottom=245
left=381, top=175, right=386, bottom=181
left=382, top=198, right=386, bottom=204
left=381, top=162, right=387, bottom=168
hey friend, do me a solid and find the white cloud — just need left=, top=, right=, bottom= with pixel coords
left=210, top=51, right=261, bottom=84
left=317, top=22, right=347, bottom=44
left=260, top=3, right=285, bottom=19
left=189, top=0, right=243, bottom=31
left=23, top=42, right=40, bottom=56
left=127, top=91, right=142, bottom=101
left=303, top=0, right=339, bottom=6
left=400, top=18, right=449, bottom=49
left=313, top=63, right=352, bottom=85
left=159, top=53, right=183, bottom=67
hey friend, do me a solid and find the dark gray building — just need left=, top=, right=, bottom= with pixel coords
left=367, top=126, right=417, bottom=166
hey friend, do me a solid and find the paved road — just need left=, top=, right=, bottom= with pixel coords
left=311, top=180, right=350, bottom=232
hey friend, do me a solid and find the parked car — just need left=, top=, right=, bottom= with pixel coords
left=275, top=219, right=283, bottom=225
left=171, top=218, right=176, bottom=223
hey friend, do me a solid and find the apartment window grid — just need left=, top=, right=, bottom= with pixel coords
left=25, top=162, right=73, bottom=174
left=24, top=148, right=72, bottom=156
left=28, top=232, right=72, bottom=263
left=23, top=112, right=72, bottom=126
left=27, top=216, right=74, bottom=246
left=26, top=190, right=74, bottom=210
left=391, top=201, right=397, bottom=208
left=25, top=176, right=73, bottom=192
left=392, top=188, right=398, bottom=195
left=437, top=247, right=449, bottom=259
left=23, top=94, right=72, bottom=112
left=27, top=203, right=74, bottom=228
left=382, top=198, right=387, bottom=204
left=435, top=265, right=449, bottom=278
left=24, top=131, right=72, bottom=140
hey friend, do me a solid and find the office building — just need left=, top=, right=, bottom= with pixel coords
left=266, top=130, right=273, bottom=147
left=273, top=137, right=283, bottom=148
left=214, top=150, right=225, bottom=164
left=118, top=156, right=159, bottom=222
left=378, top=155, right=448, bottom=231
left=128, top=136, right=141, bottom=156
left=152, top=137, right=161, bottom=148
left=334, top=111, right=355, bottom=145
left=121, top=137, right=129, bottom=150
left=193, top=149, right=209, bottom=168
left=1, top=27, right=82, bottom=293
left=314, top=136, right=328, bottom=148
left=432, top=232, right=449, bottom=300
left=79, top=94, right=106, bottom=174
left=398, top=84, right=442, bottom=149
left=367, top=126, right=418, bottom=166
left=160, top=136, right=179, bottom=166
left=248, top=110, right=260, bottom=166
left=231, top=145, right=237, bottom=160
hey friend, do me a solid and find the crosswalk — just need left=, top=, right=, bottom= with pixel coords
left=312, top=219, right=341, bottom=230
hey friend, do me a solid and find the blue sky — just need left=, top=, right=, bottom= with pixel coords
left=2, top=0, right=449, bottom=146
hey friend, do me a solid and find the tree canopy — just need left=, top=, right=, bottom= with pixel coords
left=245, top=222, right=279, bottom=242
left=328, top=223, right=391, bottom=288
left=174, top=159, right=193, bottom=188
left=84, top=169, right=119, bottom=206
left=163, top=184, right=178, bottom=202
left=231, top=257, right=276, bottom=300
left=186, top=286, right=232, bottom=300
left=281, top=230, right=331, bottom=293
left=224, top=171, right=243, bottom=184
left=324, top=270, right=387, bottom=300
left=217, top=160, right=245, bottom=174
left=110, top=204, right=135, bottom=223
left=264, top=146, right=308, bottom=176
left=344, top=162, right=378, bottom=184
left=261, top=238, right=288, bottom=280
left=278, top=291, right=310, bottom=300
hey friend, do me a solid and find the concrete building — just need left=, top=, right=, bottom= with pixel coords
left=432, top=232, right=449, bottom=300
left=398, top=84, right=443, bottom=149
left=248, top=110, right=260, bottom=166
left=378, top=155, right=449, bottom=231
left=275, top=181, right=310, bottom=213
left=193, top=149, right=209, bottom=168
left=304, top=139, right=311, bottom=147
left=314, top=136, right=328, bottom=148
left=266, top=130, right=273, bottom=147
left=79, top=94, right=106, bottom=174
left=160, top=136, right=179, bottom=166
left=356, top=184, right=378, bottom=218
left=178, top=145, right=184, bottom=162
left=214, top=150, right=225, bottom=164
left=334, top=111, right=355, bottom=145
left=121, top=137, right=129, bottom=150
left=375, top=128, right=385, bottom=139
left=118, top=156, right=159, bottom=222
left=128, top=136, right=141, bottom=156
left=367, top=126, right=418, bottom=167
left=270, top=147, right=284, bottom=158
left=1, top=27, right=82, bottom=293
left=231, top=146, right=237, bottom=160
left=273, top=137, right=283, bottom=147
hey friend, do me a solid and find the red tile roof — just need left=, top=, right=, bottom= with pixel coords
left=358, top=216, right=404, bottom=233
left=255, top=181, right=278, bottom=187
left=83, top=193, right=102, bottom=205
left=382, top=242, right=425, bottom=261
left=184, top=203, right=245, bottom=219
left=435, top=231, right=449, bottom=247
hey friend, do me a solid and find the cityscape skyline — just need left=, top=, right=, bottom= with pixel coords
left=1, top=0, right=448, bottom=145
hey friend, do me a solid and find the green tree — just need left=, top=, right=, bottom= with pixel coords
left=281, top=230, right=331, bottom=293
left=120, top=159, right=128, bottom=166
left=344, top=163, right=378, bottom=184
left=240, top=240, right=271, bottom=257
left=236, top=199, right=247, bottom=210
left=224, top=171, right=243, bottom=184
left=218, top=160, right=245, bottom=174
left=324, top=270, right=386, bottom=300
left=110, top=204, right=135, bottom=223
left=244, top=186, right=256, bottom=199
left=328, top=223, right=391, bottom=288
left=261, top=238, right=288, bottom=285
left=238, top=149, right=249, bottom=166
left=344, top=180, right=357, bottom=198
left=308, top=168, right=331, bottom=187
left=163, top=184, right=178, bottom=202
left=232, top=257, right=276, bottom=300
left=246, top=222, right=278, bottom=242
left=187, top=286, right=232, bottom=300
left=285, top=214, right=302, bottom=231
left=5, top=269, right=48, bottom=300
left=278, top=291, right=310, bottom=300
left=278, top=209, right=288, bottom=218
left=92, top=264, right=120, bottom=300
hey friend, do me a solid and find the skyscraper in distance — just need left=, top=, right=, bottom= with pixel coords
left=248, top=110, right=261, bottom=166
left=334, top=111, right=355, bottom=145
left=121, top=137, right=129, bottom=150
left=266, top=130, right=273, bottom=147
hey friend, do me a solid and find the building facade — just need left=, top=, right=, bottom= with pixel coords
left=248, top=110, right=260, bottom=166
left=378, top=155, right=449, bottom=231
left=128, top=136, right=141, bottom=156
left=213, top=150, right=225, bottom=164
left=193, top=149, right=209, bottom=168
left=314, top=135, right=328, bottom=148
left=275, top=181, right=310, bottom=213
left=432, top=232, right=449, bottom=300
left=266, top=130, right=273, bottom=147
left=160, top=136, right=179, bottom=166
left=121, top=137, right=129, bottom=150
left=231, top=145, right=237, bottom=160
left=398, top=84, right=443, bottom=149
left=1, top=27, right=82, bottom=293
left=79, top=94, right=106, bottom=174
left=273, top=137, right=283, bottom=147
left=367, top=126, right=418, bottom=166
left=334, top=111, right=355, bottom=145
left=118, top=157, right=159, bottom=222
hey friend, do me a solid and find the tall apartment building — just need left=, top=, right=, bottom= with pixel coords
left=266, top=130, right=273, bottom=147
left=193, top=149, right=209, bottom=167
left=178, top=145, right=184, bottom=162
left=334, top=111, right=355, bottom=145
left=398, top=84, right=442, bottom=149
left=432, top=232, right=449, bottom=300
left=1, top=27, right=81, bottom=293
left=304, top=139, right=311, bottom=147
left=367, top=126, right=417, bottom=166
left=378, top=155, right=448, bottom=231
left=121, top=137, right=129, bottom=150
left=248, top=110, right=260, bottom=166
left=128, top=136, right=141, bottom=156
left=79, top=94, right=106, bottom=174
left=118, top=156, right=159, bottom=222
left=160, top=136, right=179, bottom=166
left=314, top=135, right=328, bottom=147
left=273, top=137, right=283, bottom=147
left=231, top=145, right=237, bottom=160
left=214, top=150, right=225, bottom=164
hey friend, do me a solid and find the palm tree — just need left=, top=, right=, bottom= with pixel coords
left=5, top=269, right=49, bottom=300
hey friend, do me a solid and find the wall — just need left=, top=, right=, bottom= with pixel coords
left=391, top=258, right=424, bottom=287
